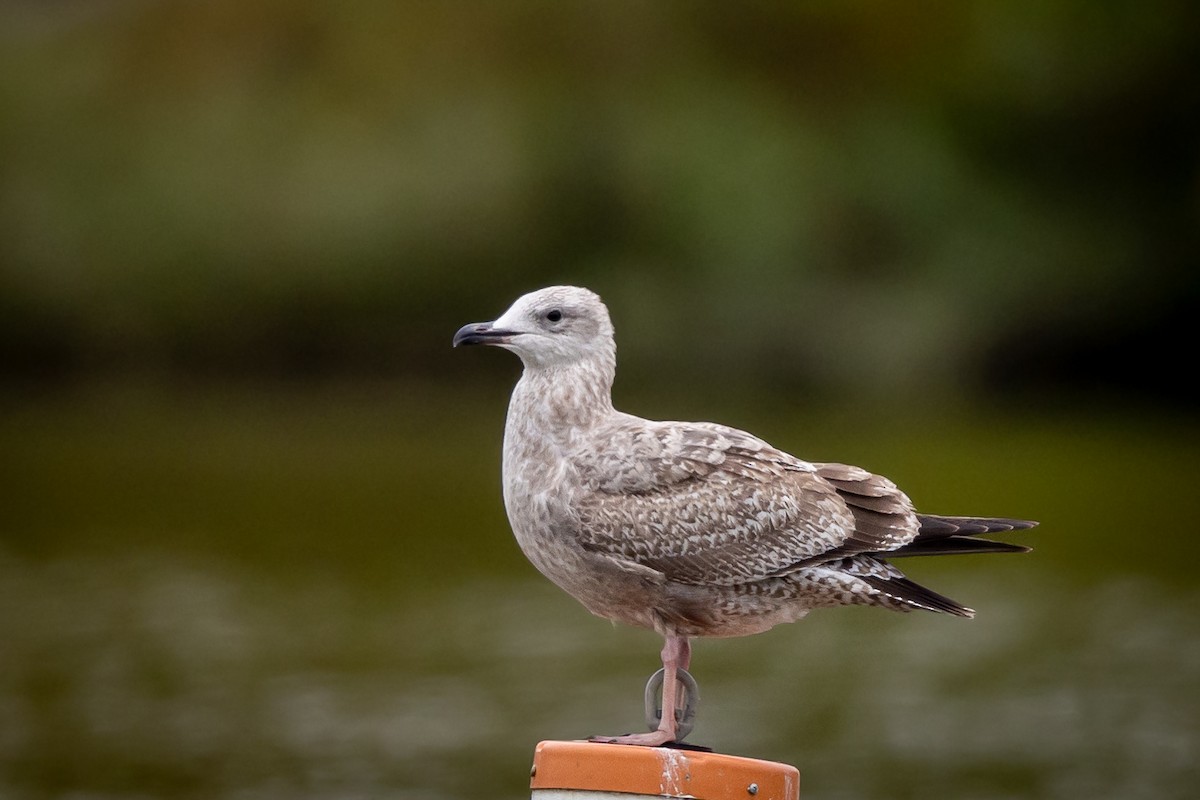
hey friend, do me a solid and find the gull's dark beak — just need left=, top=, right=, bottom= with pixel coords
left=453, top=321, right=516, bottom=347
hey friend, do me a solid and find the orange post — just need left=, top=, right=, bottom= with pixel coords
left=530, top=741, right=799, bottom=800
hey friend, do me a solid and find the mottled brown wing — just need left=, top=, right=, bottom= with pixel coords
left=799, top=462, right=921, bottom=561
left=573, top=421, right=866, bottom=586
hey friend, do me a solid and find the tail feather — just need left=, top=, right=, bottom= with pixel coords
left=859, top=574, right=975, bottom=617
left=852, top=514, right=1038, bottom=618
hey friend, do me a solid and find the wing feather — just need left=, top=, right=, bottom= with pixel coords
left=808, top=462, right=918, bottom=556
left=572, top=420, right=918, bottom=586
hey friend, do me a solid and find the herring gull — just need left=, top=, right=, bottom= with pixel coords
left=453, top=285, right=1036, bottom=746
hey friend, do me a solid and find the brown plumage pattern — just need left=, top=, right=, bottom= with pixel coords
left=453, top=285, right=1037, bottom=746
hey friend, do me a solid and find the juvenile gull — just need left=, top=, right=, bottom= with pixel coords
left=453, top=286, right=1036, bottom=746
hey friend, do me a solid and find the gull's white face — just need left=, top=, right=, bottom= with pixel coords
left=454, top=286, right=615, bottom=369
left=492, top=287, right=608, bottom=362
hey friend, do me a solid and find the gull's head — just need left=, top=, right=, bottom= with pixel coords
left=453, top=286, right=615, bottom=369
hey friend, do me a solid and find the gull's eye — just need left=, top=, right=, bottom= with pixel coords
left=545, top=309, right=562, bottom=323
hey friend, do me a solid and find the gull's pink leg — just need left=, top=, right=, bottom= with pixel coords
left=590, top=635, right=691, bottom=747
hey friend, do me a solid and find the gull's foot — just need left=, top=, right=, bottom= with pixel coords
left=588, top=730, right=675, bottom=747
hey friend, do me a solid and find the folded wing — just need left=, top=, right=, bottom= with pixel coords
left=574, top=421, right=924, bottom=586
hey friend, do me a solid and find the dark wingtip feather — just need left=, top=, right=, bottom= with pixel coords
left=887, top=536, right=1032, bottom=558
left=917, top=515, right=1039, bottom=536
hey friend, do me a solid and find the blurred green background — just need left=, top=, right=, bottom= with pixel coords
left=2, top=2, right=1198, bottom=799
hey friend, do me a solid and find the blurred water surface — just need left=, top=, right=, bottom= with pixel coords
left=1, top=386, right=1197, bottom=799
left=3, top=3, right=1196, bottom=796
